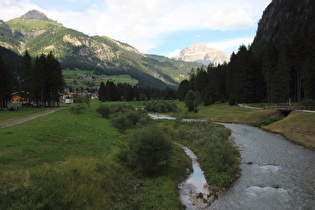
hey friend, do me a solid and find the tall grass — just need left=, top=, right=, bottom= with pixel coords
left=0, top=103, right=189, bottom=209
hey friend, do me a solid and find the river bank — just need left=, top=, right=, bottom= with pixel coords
left=172, top=102, right=315, bottom=152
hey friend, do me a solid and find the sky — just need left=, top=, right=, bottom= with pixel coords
left=0, top=0, right=271, bottom=58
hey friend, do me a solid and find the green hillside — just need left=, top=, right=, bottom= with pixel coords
left=63, top=69, right=138, bottom=90
left=0, top=10, right=199, bottom=89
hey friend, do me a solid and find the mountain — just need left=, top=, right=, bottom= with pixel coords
left=171, top=43, right=229, bottom=66
left=0, top=10, right=199, bottom=88
left=21, top=10, right=50, bottom=21
left=251, top=0, right=315, bottom=52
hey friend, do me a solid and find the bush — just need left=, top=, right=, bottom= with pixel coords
left=110, top=109, right=151, bottom=131
left=299, top=99, right=315, bottom=108
left=96, top=104, right=111, bottom=118
left=74, top=95, right=90, bottom=105
left=251, top=117, right=284, bottom=127
left=228, top=97, right=237, bottom=106
left=70, top=103, right=87, bottom=114
left=110, top=112, right=132, bottom=131
left=184, top=91, right=200, bottom=112
left=144, top=100, right=178, bottom=113
left=126, top=126, right=173, bottom=176
left=177, top=121, right=239, bottom=187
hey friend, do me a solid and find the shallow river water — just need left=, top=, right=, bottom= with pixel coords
left=148, top=114, right=315, bottom=209
left=210, top=123, right=315, bottom=210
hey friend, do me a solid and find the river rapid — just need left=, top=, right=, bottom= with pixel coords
left=210, top=123, right=315, bottom=210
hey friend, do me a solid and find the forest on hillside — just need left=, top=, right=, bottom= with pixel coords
left=178, top=26, right=315, bottom=105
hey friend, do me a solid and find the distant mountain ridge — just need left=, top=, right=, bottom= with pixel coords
left=0, top=10, right=199, bottom=88
left=171, top=43, right=229, bottom=66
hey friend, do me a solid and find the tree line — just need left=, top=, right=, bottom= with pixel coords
left=98, top=80, right=177, bottom=102
left=178, top=28, right=315, bottom=105
left=19, top=51, right=64, bottom=107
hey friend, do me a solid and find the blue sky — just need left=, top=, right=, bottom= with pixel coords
left=0, top=0, right=271, bottom=57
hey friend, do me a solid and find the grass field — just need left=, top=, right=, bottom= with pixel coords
left=0, top=106, right=64, bottom=122
left=0, top=103, right=189, bottom=209
left=1, top=100, right=313, bottom=208
left=63, top=69, right=138, bottom=90
left=263, top=111, right=315, bottom=150
left=173, top=102, right=275, bottom=124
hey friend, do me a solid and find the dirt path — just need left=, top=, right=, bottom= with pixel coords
left=0, top=107, right=68, bottom=129
left=238, top=104, right=263, bottom=109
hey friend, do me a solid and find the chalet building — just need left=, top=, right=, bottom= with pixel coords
left=10, top=92, right=23, bottom=103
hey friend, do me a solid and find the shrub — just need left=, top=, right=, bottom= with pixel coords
left=177, top=121, right=239, bottom=187
left=126, top=126, right=173, bottom=176
left=74, top=95, right=90, bottom=105
left=110, top=109, right=151, bottom=131
left=251, top=117, right=284, bottom=127
left=299, top=99, right=315, bottom=108
left=96, top=104, right=111, bottom=118
left=144, top=100, right=178, bottom=113
left=228, top=97, right=237, bottom=106
left=110, top=112, right=132, bottom=131
left=184, top=91, right=200, bottom=112
left=70, top=103, right=87, bottom=114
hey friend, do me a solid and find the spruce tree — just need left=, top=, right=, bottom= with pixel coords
left=0, top=55, right=12, bottom=109
left=20, top=50, right=32, bottom=104
left=98, top=81, right=106, bottom=102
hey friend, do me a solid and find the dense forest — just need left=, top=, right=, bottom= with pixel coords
left=178, top=37, right=315, bottom=105
left=20, top=51, right=64, bottom=107
left=98, top=80, right=177, bottom=102
left=0, top=50, right=64, bottom=108
left=178, top=0, right=315, bottom=105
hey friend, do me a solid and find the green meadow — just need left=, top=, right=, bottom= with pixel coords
left=0, top=103, right=189, bottom=209
left=1, top=100, right=312, bottom=209
left=63, top=69, right=138, bottom=90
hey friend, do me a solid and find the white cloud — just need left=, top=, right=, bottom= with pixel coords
left=0, top=0, right=41, bottom=20
left=0, top=0, right=271, bottom=54
left=168, top=49, right=181, bottom=58
left=206, top=36, right=255, bottom=56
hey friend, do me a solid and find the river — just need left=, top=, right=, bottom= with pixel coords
left=148, top=114, right=315, bottom=209
left=209, top=123, right=315, bottom=210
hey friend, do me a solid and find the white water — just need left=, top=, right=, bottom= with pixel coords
left=209, top=123, right=315, bottom=210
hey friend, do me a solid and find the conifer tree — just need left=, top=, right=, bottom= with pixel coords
left=98, top=81, right=106, bottom=102
left=20, top=50, right=32, bottom=104
left=0, top=55, right=12, bottom=109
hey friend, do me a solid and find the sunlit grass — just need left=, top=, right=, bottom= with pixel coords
left=0, top=102, right=189, bottom=209
left=264, top=111, right=315, bottom=150
left=173, top=101, right=274, bottom=124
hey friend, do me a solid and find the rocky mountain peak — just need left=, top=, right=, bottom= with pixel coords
left=21, top=10, right=50, bottom=21
left=172, top=43, right=229, bottom=66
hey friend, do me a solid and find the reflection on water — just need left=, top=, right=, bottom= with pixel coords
left=177, top=144, right=210, bottom=210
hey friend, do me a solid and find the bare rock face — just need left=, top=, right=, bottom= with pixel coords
left=172, top=43, right=229, bottom=65
left=21, top=10, right=50, bottom=21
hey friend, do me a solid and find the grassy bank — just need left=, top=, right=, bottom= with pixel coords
left=174, top=101, right=315, bottom=151
left=263, top=111, right=315, bottom=151
left=0, top=103, right=189, bottom=209
left=174, top=102, right=274, bottom=123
